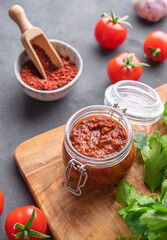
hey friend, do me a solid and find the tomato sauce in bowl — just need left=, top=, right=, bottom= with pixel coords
left=20, top=45, right=78, bottom=91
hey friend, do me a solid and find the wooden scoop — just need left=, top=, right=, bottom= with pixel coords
left=9, top=5, right=63, bottom=79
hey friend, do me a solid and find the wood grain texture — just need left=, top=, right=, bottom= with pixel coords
left=14, top=83, right=167, bottom=240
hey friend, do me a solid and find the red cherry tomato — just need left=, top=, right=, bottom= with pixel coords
left=5, top=206, right=48, bottom=240
left=94, top=10, right=132, bottom=49
left=144, top=31, right=167, bottom=62
left=0, top=189, right=4, bottom=216
left=107, top=52, right=145, bottom=83
left=95, top=17, right=127, bottom=49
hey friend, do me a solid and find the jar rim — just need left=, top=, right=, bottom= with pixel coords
left=64, top=105, right=133, bottom=166
left=113, top=81, right=160, bottom=109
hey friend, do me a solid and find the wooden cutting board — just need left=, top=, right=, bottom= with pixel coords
left=14, top=83, right=167, bottom=240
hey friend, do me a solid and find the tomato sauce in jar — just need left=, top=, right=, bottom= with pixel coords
left=70, top=116, right=127, bottom=159
left=62, top=106, right=135, bottom=194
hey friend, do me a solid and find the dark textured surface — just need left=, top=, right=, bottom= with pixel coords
left=0, top=0, right=167, bottom=239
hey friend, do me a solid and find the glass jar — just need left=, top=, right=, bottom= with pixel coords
left=104, top=80, right=164, bottom=125
left=62, top=81, right=164, bottom=196
left=62, top=105, right=134, bottom=196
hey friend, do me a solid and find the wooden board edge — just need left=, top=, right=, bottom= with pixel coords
left=14, top=145, right=61, bottom=240
left=14, top=124, right=65, bottom=162
left=14, top=125, right=66, bottom=240
left=155, top=83, right=167, bottom=91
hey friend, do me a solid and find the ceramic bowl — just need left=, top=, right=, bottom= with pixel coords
left=14, top=39, right=83, bottom=101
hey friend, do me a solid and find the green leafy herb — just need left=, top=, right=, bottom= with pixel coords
left=115, top=238, right=127, bottom=240
left=163, top=102, right=167, bottom=126
left=160, top=134, right=167, bottom=148
left=161, top=179, right=167, bottom=204
left=116, top=180, right=138, bottom=207
left=133, top=132, right=149, bottom=150
left=115, top=179, right=167, bottom=240
left=115, top=238, right=137, bottom=240
left=133, top=131, right=167, bottom=192
left=141, top=136, right=167, bottom=192
left=140, top=208, right=167, bottom=230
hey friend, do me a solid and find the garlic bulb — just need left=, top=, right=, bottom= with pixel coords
left=133, top=0, right=167, bottom=22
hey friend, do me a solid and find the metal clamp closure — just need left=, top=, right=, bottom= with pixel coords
left=113, top=103, right=127, bottom=115
left=112, top=103, right=127, bottom=121
left=62, top=159, right=88, bottom=196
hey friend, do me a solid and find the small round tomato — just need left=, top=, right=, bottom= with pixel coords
left=107, top=52, right=149, bottom=83
left=5, top=206, right=48, bottom=240
left=94, top=9, right=132, bottom=49
left=144, top=31, right=167, bottom=62
left=0, top=189, right=4, bottom=216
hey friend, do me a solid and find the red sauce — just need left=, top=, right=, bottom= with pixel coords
left=20, top=45, right=78, bottom=91
left=70, top=116, right=127, bottom=159
left=62, top=141, right=134, bottom=188
left=62, top=115, right=134, bottom=188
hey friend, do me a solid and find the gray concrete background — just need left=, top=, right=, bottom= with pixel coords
left=0, top=0, right=167, bottom=239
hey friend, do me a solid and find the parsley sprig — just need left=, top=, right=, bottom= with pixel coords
left=163, top=102, right=167, bottom=126
left=116, top=179, right=167, bottom=240
left=116, top=238, right=137, bottom=240
left=134, top=131, right=167, bottom=192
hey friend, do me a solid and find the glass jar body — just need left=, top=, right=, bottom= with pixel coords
left=62, top=105, right=134, bottom=193
left=62, top=142, right=135, bottom=188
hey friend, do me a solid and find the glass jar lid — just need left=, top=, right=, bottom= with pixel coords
left=104, top=80, right=164, bottom=125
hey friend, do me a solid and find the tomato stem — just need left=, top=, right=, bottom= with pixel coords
left=23, top=230, right=29, bottom=240
left=29, top=229, right=50, bottom=238
left=103, top=9, right=133, bottom=28
left=12, top=231, right=23, bottom=239
left=14, top=223, right=24, bottom=231
left=13, top=208, right=50, bottom=239
left=145, top=46, right=161, bottom=61
left=122, top=54, right=150, bottom=69
left=24, top=207, right=35, bottom=230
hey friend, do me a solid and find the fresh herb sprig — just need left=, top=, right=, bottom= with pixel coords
left=133, top=131, right=167, bottom=192
left=116, top=179, right=167, bottom=240
left=116, top=238, right=137, bottom=240
left=163, top=102, right=167, bottom=126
